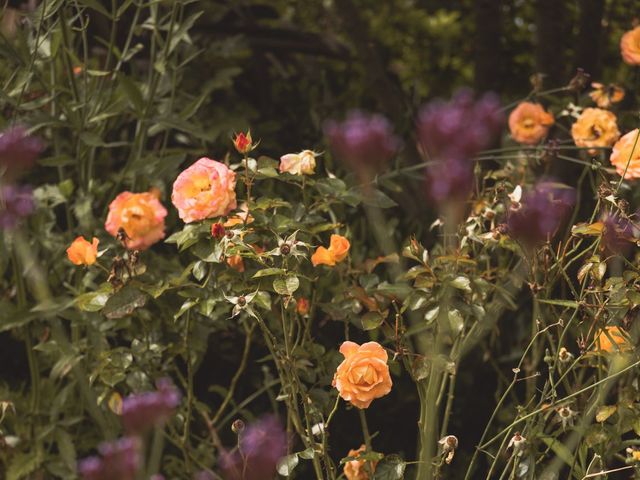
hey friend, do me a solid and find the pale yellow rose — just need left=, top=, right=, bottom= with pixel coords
left=279, top=150, right=317, bottom=175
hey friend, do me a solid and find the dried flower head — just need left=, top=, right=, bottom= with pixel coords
left=438, top=435, right=459, bottom=464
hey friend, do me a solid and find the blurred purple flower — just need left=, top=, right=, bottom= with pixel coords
left=507, top=181, right=576, bottom=246
left=0, top=184, right=34, bottom=230
left=220, top=415, right=287, bottom=480
left=417, top=89, right=503, bottom=205
left=78, top=437, right=141, bottom=480
left=121, top=378, right=181, bottom=435
left=324, top=111, right=401, bottom=175
left=601, top=212, right=638, bottom=255
left=0, top=125, right=44, bottom=179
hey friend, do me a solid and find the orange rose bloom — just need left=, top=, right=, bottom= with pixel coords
left=610, top=129, right=640, bottom=179
left=311, top=234, right=350, bottom=267
left=66, top=236, right=99, bottom=266
left=105, top=191, right=167, bottom=250
left=621, top=26, right=640, bottom=65
left=508, top=102, right=554, bottom=145
left=595, top=326, right=631, bottom=353
left=344, top=445, right=377, bottom=480
left=226, top=254, right=245, bottom=272
left=333, top=341, right=392, bottom=409
left=571, top=108, right=620, bottom=154
left=590, top=83, right=625, bottom=108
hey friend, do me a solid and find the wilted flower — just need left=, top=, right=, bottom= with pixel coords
left=600, top=212, right=638, bottom=254
left=0, top=125, right=44, bottom=179
left=324, top=111, right=400, bottom=175
left=417, top=89, right=502, bottom=205
left=0, top=184, right=35, bottom=230
left=438, top=435, right=458, bottom=464
left=507, top=432, right=526, bottom=454
left=226, top=254, right=245, bottom=272
left=233, top=131, right=255, bottom=155
left=333, top=341, right=392, bottom=409
left=506, top=181, right=575, bottom=246
left=508, top=102, right=554, bottom=145
left=595, top=326, right=631, bottom=353
left=172, top=158, right=237, bottom=223
left=556, top=406, right=577, bottom=430
left=78, top=437, right=141, bottom=480
left=105, top=191, right=167, bottom=250
left=558, top=347, right=574, bottom=364
left=279, top=150, right=317, bottom=175
left=311, top=234, right=350, bottom=267
left=343, top=445, right=378, bottom=480
left=590, top=83, right=625, bottom=108
left=220, top=415, right=287, bottom=480
left=67, top=236, right=99, bottom=266
left=121, top=378, right=181, bottom=435
left=620, top=26, right=640, bottom=65
left=610, top=129, right=640, bottom=179
left=571, top=108, right=620, bottom=154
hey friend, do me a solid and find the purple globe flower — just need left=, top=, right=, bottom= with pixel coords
left=121, top=378, right=181, bottom=435
left=324, top=111, right=401, bottom=175
left=507, top=181, right=576, bottom=246
left=78, top=437, right=141, bottom=480
left=0, top=184, right=35, bottom=230
left=417, top=89, right=503, bottom=207
left=220, top=415, right=287, bottom=480
left=0, top=125, right=44, bottom=179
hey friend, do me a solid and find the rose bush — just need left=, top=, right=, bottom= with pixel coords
left=3, top=3, right=640, bottom=480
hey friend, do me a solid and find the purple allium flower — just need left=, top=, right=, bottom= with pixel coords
left=0, top=126, right=44, bottom=179
left=220, top=415, right=287, bottom=480
left=507, top=181, right=576, bottom=246
left=601, top=212, right=638, bottom=255
left=324, top=111, right=401, bottom=174
left=417, top=89, right=503, bottom=205
left=0, top=184, right=35, bottom=230
left=78, top=437, right=141, bottom=480
left=121, top=378, right=181, bottom=435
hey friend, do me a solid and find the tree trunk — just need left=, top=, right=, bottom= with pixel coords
left=535, top=0, right=568, bottom=86
left=575, top=0, right=604, bottom=78
left=474, top=0, right=502, bottom=93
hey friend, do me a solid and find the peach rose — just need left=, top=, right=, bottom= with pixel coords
left=508, top=102, right=554, bottom=145
left=590, top=83, right=625, bottom=108
left=311, top=234, right=350, bottom=267
left=67, top=236, right=99, bottom=266
left=610, top=129, right=640, bottom=179
left=171, top=158, right=237, bottom=223
left=571, top=108, right=620, bottom=154
left=223, top=203, right=253, bottom=227
left=333, top=341, right=392, bottom=409
left=105, top=191, right=167, bottom=250
left=595, top=326, right=631, bottom=353
left=621, top=26, right=640, bottom=65
left=344, top=445, right=377, bottom=480
left=226, top=254, right=245, bottom=272
left=279, top=150, right=317, bottom=175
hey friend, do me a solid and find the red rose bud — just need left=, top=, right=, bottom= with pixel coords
left=296, top=297, right=310, bottom=316
left=211, top=222, right=226, bottom=239
left=233, top=131, right=254, bottom=154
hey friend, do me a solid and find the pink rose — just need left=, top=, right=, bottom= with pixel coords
left=171, top=158, right=237, bottom=223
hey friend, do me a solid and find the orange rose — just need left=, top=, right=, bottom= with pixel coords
left=590, top=83, right=625, bottom=108
left=610, top=129, right=640, bottom=179
left=595, top=326, right=631, bottom=353
left=621, top=26, right=640, bottom=65
left=224, top=203, right=253, bottom=227
left=226, top=255, right=245, bottom=272
left=508, top=102, right=554, bottom=145
left=105, top=191, right=167, bottom=250
left=66, top=236, right=99, bottom=266
left=571, top=108, right=620, bottom=154
left=311, top=234, right=350, bottom=267
left=333, top=341, right=392, bottom=409
left=344, top=445, right=377, bottom=480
